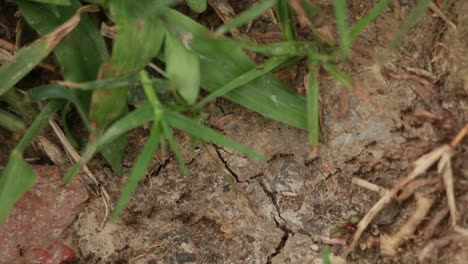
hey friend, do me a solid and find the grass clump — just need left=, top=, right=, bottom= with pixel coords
left=0, top=0, right=431, bottom=223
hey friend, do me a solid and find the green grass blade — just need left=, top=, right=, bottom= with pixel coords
left=57, top=75, right=168, bottom=91
left=186, top=0, right=207, bottom=13
left=306, top=63, right=320, bottom=146
left=216, top=0, right=278, bottom=35
left=112, top=121, right=162, bottom=220
left=385, top=0, right=432, bottom=57
left=238, top=39, right=313, bottom=57
left=166, top=111, right=264, bottom=159
left=0, top=89, right=39, bottom=122
left=0, top=41, right=49, bottom=96
left=333, top=0, right=350, bottom=57
left=17, top=1, right=127, bottom=174
left=28, top=85, right=91, bottom=130
left=195, top=56, right=290, bottom=108
left=18, top=0, right=109, bottom=83
left=349, top=0, right=389, bottom=41
left=162, top=9, right=307, bottom=129
left=322, top=245, right=331, bottom=264
left=0, top=100, right=64, bottom=223
left=16, top=100, right=65, bottom=152
left=63, top=103, right=154, bottom=183
left=165, top=31, right=200, bottom=104
left=0, top=110, right=27, bottom=133
left=322, top=63, right=352, bottom=90
left=0, top=151, right=37, bottom=224
left=276, top=0, right=295, bottom=41
left=88, top=0, right=166, bottom=174
left=161, top=118, right=188, bottom=175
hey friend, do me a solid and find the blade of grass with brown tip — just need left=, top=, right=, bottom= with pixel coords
left=1, top=3, right=98, bottom=97
left=0, top=41, right=50, bottom=97
left=88, top=0, right=167, bottom=174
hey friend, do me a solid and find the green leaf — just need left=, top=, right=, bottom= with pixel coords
left=88, top=0, right=166, bottom=174
left=306, top=63, right=320, bottom=146
left=216, top=0, right=278, bottom=35
left=0, top=89, right=39, bottom=122
left=0, top=151, right=37, bottom=224
left=276, top=0, right=294, bottom=41
left=186, top=0, right=207, bottom=13
left=18, top=1, right=109, bottom=83
left=334, top=0, right=350, bottom=57
left=55, top=75, right=168, bottom=91
left=195, top=56, right=291, bottom=108
left=0, top=100, right=63, bottom=224
left=0, top=41, right=49, bottom=96
left=28, top=85, right=91, bottom=130
left=112, top=121, right=162, bottom=220
left=165, top=32, right=200, bottom=104
left=349, top=0, right=389, bottom=41
left=162, top=9, right=307, bottom=129
left=322, top=245, right=331, bottom=264
left=166, top=111, right=264, bottom=159
left=17, top=1, right=127, bottom=174
left=0, top=110, right=27, bottom=133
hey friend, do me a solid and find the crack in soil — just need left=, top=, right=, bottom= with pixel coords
left=150, top=157, right=171, bottom=177
left=213, top=146, right=241, bottom=183
left=212, top=146, right=295, bottom=262
left=258, top=181, right=293, bottom=263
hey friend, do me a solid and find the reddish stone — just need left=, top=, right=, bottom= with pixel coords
left=0, top=165, right=89, bottom=263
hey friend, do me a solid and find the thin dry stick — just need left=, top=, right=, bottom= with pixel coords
left=351, top=177, right=388, bottom=196
left=438, top=150, right=457, bottom=226
left=344, top=124, right=468, bottom=256
left=450, top=123, right=468, bottom=148
left=421, top=207, right=449, bottom=240
left=454, top=226, right=468, bottom=236
left=343, top=144, right=451, bottom=256
left=380, top=194, right=435, bottom=256
left=429, top=3, right=457, bottom=31
left=48, top=119, right=111, bottom=226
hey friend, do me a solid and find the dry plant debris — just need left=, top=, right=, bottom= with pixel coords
left=346, top=123, right=468, bottom=258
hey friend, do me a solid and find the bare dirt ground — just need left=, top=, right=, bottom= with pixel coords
left=1, top=0, right=467, bottom=263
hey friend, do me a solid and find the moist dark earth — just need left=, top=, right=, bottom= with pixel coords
left=1, top=0, right=467, bottom=263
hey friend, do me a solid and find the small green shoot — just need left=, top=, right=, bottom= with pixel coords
left=215, top=0, right=278, bottom=35
left=334, top=0, right=350, bottom=58
left=306, top=60, right=320, bottom=146
left=186, top=0, right=207, bottom=13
